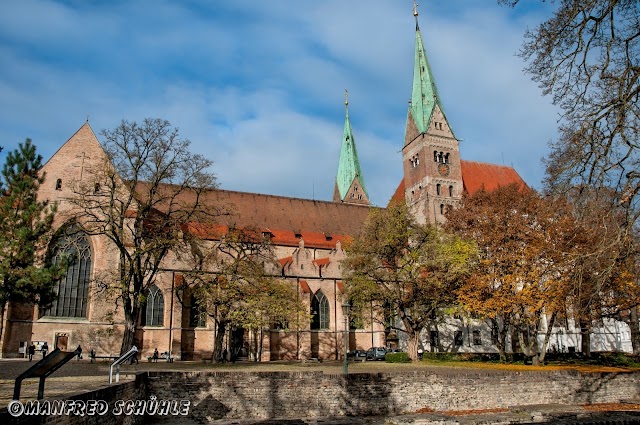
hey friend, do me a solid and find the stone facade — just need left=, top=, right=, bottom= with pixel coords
left=0, top=123, right=385, bottom=361
left=403, top=105, right=463, bottom=224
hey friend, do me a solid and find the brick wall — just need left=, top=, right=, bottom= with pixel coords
left=147, top=370, right=640, bottom=421
left=2, top=369, right=639, bottom=423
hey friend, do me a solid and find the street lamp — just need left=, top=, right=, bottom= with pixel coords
left=342, top=300, right=352, bottom=375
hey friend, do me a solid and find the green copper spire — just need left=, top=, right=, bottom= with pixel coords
left=409, top=4, right=448, bottom=135
left=334, top=90, right=369, bottom=203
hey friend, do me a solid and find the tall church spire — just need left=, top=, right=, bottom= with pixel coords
left=333, top=90, right=370, bottom=205
left=402, top=2, right=462, bottom=224
left=407, top=1, right=451, bottom=138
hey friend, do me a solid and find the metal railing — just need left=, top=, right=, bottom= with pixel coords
left=109, top=346, right=138, bottom=384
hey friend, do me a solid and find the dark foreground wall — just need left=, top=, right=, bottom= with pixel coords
left=0, top=374, right=148, bottom=425
left=147, top=370, right=640, bottom=421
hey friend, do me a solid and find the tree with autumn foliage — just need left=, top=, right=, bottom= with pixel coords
left=446, top=184, right=577, bottom=364
left=447, top=184, right=640, bottom=361
left=343, top=202, right=477, bottom=361
left=182, top=227, right=307, bottom=362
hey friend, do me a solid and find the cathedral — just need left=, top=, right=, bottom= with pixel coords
left=2, top=9, right=581, bottom=362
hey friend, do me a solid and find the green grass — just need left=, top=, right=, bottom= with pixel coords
left=418, top=351, right=640, bottom=370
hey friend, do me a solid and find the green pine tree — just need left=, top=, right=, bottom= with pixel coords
left=0, top=139, right=61, bottom=343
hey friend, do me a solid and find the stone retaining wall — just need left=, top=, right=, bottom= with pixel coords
left=146, top=369, right=640, bottom=421
left=2, top=369, right=639, bottom=423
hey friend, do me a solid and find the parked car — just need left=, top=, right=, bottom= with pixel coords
left=347, top=349, right=367, bottom=362
left=366, top=347, right=387, bottom=361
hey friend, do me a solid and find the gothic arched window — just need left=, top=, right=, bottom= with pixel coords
left=189, top=294, right=206, bottom=328
left=142, top=284, right=164, bottom=327
left=311, top=290, right=330, bottom=330
left=44, top=225, right=92, bottom=318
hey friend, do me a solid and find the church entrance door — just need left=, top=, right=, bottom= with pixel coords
left=55, top=333, right=68, bottom=351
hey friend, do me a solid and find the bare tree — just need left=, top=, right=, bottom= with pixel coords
left=68, top=118, right=217, bottom=354
left=500, top=0, right=640, bottom=225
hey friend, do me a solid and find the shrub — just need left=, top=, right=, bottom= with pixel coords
left=385, top=352, right=411, bottom=363
left=421, top=352, right=459, bottom=362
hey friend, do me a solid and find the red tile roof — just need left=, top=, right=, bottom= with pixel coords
left=144, top=185, right=375, bottom=249
left=313, top=257, right=330, bottom=267
left=460, top=160, right=527, bottom=195
left=388, top=160, right=527, bottom=205
left=389, top=179, right=406, bottom=206
left=279, top=256, right=293, bottom=267
left=299, top=280, right=311, bottom=294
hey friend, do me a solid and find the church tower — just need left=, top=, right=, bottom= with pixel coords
left=403, top=2, right=463, bottom=224
left=333, top=90, right=370, bottom=205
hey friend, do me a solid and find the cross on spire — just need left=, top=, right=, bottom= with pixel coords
left=413, top=0, right=419, bottom=29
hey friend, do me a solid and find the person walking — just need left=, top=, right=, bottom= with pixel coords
left=41, top=342, right=48, bottom=358
left=130, top=345, right=139, bottom=364
left=153, top=348, right=159, bottom=362
left=28, top=343, right=35, bottom=361
left=76, top=345, right=82, bottom=360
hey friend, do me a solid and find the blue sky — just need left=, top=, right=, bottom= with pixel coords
left=0, top=0, right=558, bottom=206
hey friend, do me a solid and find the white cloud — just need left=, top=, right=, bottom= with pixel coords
left=0, top=0, right=559, bottom=205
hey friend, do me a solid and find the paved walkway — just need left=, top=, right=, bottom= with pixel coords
left=0, top=357, right=136, bottom=406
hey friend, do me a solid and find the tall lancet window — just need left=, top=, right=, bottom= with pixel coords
left=311, top=290, right=330, bottom=330
left=44, top=225, right=92, bottom=318
left=142, top=284, right=164, bottom=327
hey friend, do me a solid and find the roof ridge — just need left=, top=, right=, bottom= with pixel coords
left=138, top=181, right=378, bottom=210
left=460, top=159, right=518, bottom=170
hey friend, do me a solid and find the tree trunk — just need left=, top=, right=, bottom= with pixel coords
left=213, top=320, right=227, bottom=363
left=118, top=253, right=137, bottom=356
left=406, top=328, right=421, bottom=361
left=579, top=318, right=591, bottom=357
left=627, top=307, right=640, bottom=355
left=536, top=312, right=557, bottom=365
left=120, top=305, right=137, bottom=355
left=517, top=327, right=538, bottom=365
left=490, top=318, right=507, bottom=362
left=257, top=328, right=264, bottom=362
left=0, top=301, right=6, bottom=357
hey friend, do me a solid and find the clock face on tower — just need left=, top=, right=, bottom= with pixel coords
left=438, top=163, right=450, bottom=176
